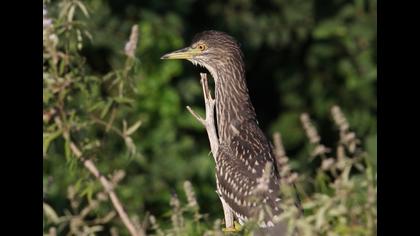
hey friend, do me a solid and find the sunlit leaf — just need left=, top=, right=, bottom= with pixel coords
left=125, top=120, right=142, bottom=136
left=43, top=202, right=60, bottom=224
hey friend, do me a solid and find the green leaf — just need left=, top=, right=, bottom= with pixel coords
left=76, top=1, right=89, bottom=17
left=64, top=138, right=72, bottom=161
left=43, top=130, right=62, bottom=156
left=67, top=5, right=76, bottom=22
left=100, top=99, right=113, bottom=118
left=113, top=97, right=135, bottom=105
left=365, top=134, right=377, bottom=170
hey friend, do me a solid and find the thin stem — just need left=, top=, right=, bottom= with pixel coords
left=186, top=106, right=205, bottom=125
left=69, top=142, right=144, bottom=236
left=187, top=73, right=219, bottom=159
left=186, top=73, right=233, bottom=228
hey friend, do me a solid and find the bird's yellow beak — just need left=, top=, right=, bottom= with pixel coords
left=160, top=47, right=201, bottom=60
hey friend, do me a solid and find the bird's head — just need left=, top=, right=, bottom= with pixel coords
left=161, top=30, right=244, bottom=77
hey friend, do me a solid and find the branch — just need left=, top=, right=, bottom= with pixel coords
left=187, top=73, right=219, bottom=159
left=186, top=73, right=235, bottom=228
left=69, top=142, right=144, bottom=236
left=186, top=106, right=205, bottom=126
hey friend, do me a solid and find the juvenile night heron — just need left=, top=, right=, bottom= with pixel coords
left=162, top=30, right=293, bottom=234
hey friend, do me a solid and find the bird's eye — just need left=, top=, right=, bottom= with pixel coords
left=197, top=44, right=207, bottom=51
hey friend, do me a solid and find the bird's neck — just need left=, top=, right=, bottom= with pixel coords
left=212, top=63, right=257, bottom=142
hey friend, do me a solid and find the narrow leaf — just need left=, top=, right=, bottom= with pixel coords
left=125, top=120, right=142, bottom=136
left=76, top=1, right=90, bottom=17
left=43, top=203, right=60, bottom=224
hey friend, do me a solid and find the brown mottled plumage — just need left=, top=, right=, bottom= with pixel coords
left=162, top=31, right=293, bottom=233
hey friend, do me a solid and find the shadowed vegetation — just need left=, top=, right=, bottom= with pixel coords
left=43, top=0, right=376, bottom=235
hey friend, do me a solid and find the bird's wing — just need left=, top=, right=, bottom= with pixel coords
left=215, top=119, right=282, bottom=225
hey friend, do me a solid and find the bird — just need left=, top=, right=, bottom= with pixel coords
left=161, top=30, right=295, bottom=234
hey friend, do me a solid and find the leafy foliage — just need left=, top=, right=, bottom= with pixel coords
left=43, top=0, right=376, bottom=235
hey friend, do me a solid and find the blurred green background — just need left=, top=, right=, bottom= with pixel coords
left=43, top=0, right=376, bottom=233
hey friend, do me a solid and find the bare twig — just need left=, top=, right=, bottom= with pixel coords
left=186, top=73, right=235, bottom=228
left=187, top=73, right=219, bottom=159
left=69, top=142, right=144, bottom=236
left=186, top=106, right=205, bottom=125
